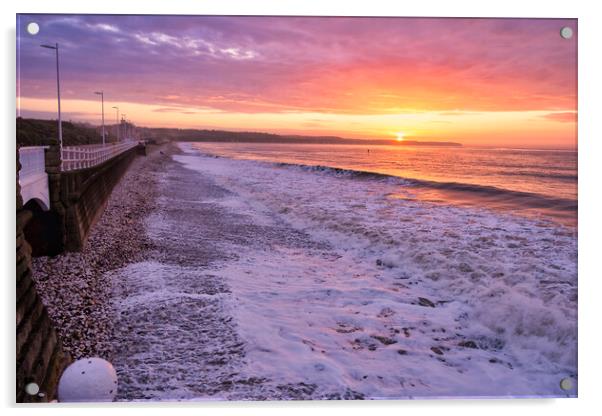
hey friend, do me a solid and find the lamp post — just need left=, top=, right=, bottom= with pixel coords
left=94, top=91, right=105, bottom=145
left=112, top=106, right=119, bottom=141
left=40, top=43, right=62, bottom=155
left=122, top=114, right=127, bottom=140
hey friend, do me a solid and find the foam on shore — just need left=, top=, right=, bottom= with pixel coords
left=170, top=142, right=577, bottom=398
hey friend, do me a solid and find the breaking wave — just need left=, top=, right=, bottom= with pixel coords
left=274, top=161, right=578, bottom=214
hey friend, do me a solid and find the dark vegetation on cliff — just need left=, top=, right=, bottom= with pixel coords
left=17, top=118, right=462, bottom=147
left=17, top=117, right=102, bottom=146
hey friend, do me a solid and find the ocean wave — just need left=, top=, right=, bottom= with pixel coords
left=272, top=161, right=578, bottom=213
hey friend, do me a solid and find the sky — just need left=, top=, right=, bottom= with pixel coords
left=17, top=15, right=577, bottom=148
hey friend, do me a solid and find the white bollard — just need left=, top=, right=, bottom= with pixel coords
left=57, top=357, right=118, bottom=402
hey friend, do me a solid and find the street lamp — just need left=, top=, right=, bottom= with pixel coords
left=111, top=106, right=119, bottom=141
left=94, top=91, right=105, bottom=145
left=40, top=43, right=62, bottom=154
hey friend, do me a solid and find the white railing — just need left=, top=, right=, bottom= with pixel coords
left=61, top=141, right=139, bottom=171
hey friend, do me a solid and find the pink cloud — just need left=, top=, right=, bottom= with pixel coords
left=18, top=16, right=577, bottom=114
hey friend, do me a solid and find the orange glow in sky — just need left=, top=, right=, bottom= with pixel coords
left=17, top=16, right=577, bottom=148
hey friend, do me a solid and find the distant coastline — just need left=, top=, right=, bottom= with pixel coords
left=167, top=129, right=462, bottom=147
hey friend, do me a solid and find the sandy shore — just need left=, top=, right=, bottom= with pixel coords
left=31, top=143, right=175, bottom=360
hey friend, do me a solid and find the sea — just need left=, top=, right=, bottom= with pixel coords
left=188, top=142, right=577, bottom=227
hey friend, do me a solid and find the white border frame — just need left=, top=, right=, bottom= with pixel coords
left=3, top=1, right=601, bottom=415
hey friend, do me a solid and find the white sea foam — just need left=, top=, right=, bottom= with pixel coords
left=160, top=143, right=577, bottom=398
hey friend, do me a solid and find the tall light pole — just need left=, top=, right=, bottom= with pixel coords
left=122, top=114, right=127, bottom=140
left=112, top=106, right=119, bottom=141
left=40, top=43, right=62, bottom=154
left=94, top=91, right=105, bottom=145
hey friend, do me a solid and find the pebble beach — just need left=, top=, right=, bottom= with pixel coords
left=30, top=144, right=171, bottom=360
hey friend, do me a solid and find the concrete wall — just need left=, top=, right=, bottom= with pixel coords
left=59, top=145, right=139, bottom=251
left=16, top=150, right=71, bottom=402
left=23, top=141, right=141, bottom=255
